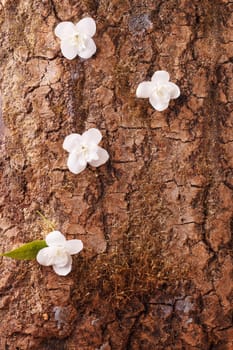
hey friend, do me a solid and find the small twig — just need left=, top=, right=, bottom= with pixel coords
left=36, top=211, right=56, bottom=231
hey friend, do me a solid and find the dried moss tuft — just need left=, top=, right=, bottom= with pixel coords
left=72, top=230, right=187, bottom=310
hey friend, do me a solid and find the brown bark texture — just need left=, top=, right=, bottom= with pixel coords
left=0, top=0, right=233, bottom=349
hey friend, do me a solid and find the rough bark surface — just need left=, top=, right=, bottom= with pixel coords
left=0, top=0, right=233, bottom=349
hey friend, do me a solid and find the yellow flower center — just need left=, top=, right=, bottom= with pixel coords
left=70, top=33, right=86, bottom=50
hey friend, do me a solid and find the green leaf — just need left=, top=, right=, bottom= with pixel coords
left=1, top=240, right=47, bottom=260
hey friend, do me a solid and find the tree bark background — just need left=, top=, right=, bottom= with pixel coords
left=0, top=0, right=232, bottom=349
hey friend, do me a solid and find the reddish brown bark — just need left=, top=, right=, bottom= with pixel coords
left=0, top=0, right=233, bottom=349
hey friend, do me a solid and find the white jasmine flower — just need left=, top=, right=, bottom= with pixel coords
left=63, top=128, right=109, bottom=174
left=54, top=17, right=96, bottom=60
left=136, top=70, right=180, bottom=111
left=36, top=231, right=83, bottom=276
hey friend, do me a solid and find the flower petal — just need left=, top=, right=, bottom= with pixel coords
left=60, top=40, right=79, bottom=60
left=167, top=82, right=180, bottom=99
left=53, top=250, right=70, bottom=267
left=65, top=239, right=83, bottom=255
left=46, top=231, right=66, bottom=247
left=53, top=256, right=72, bottom=276
left=75, top=17, right=96, bottom=37
left=136, top=82, right=154, bottom=98
left=67, top=152, right=87, bottom=174
left=82, top=128, right=102, bottom=144
left=77, top=38, right=96, bottom=59
left=149, top=95, right=170, bottom=111
left=89, top=146, right=109, bottom=167
left=63, top=133, right=82, bottom=153
left=55, top=22, right=76, bottom=40
left=86, top=146, right=99, bottom=163
left=36, top=247, right=55, bottom=266
left=151, top=70, right=170, bottom=84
